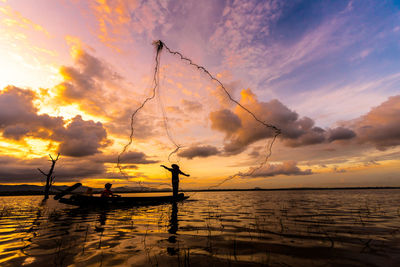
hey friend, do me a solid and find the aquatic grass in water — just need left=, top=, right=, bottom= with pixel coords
left=0, top=190, right=399, bottom=266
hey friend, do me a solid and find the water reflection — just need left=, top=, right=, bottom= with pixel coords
left=0, top=190, right=400, bottom=266
left=23, top=206, right=91, bottom=266
left=95, top=211, right=107, bottom=232
left=167, top=201, right=179, bottom=255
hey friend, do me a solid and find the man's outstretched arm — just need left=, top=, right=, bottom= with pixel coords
left=179, top=170, right=190, bottom=177
left=160, top=165, right=172, bottom=171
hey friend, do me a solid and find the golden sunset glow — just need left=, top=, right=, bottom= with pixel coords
left=2, top=2, right=400, bottom=267
left=0, top=0, right=399, bottom=190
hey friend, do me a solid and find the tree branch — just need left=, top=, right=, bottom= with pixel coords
left=37, top=168, right=47, bottom=176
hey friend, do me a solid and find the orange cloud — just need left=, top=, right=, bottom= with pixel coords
left=53, top=45, right=166, bottom=140
left=0, top=86, right=110, bottom=157
left=55, top=47, right=123, bottom=117
left=89, top=0, right=137, bottom=51
left=209, top=88, right=356, bottom=154
left=351, top=95, right=400, bottom=149
left=0, top=5, right=50, bottom=36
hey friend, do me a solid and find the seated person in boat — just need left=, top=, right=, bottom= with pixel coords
left=101, top=183, right=116, bottom=197
left=160, top=164, right=190, bottom=198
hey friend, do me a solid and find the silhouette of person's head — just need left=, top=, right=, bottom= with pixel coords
left=171, top=164, right=179, bottom=170
left=105, top=183, right=112, bottom=190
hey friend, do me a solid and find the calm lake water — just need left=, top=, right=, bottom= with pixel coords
left=0, top=190, right=400, bottom=266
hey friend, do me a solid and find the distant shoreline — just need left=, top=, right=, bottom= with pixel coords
left=1, top=186, right=399, bottom=196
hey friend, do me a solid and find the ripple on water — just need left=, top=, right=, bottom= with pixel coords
left=0, top=190, right=400, bottom=266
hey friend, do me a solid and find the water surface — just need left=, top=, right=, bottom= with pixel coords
left=0, top=190, right=400, bottom=266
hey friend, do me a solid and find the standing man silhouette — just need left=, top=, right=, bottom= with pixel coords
left=161, top=164, right=190, bottom=198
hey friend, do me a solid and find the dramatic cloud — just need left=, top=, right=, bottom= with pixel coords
left=328, top=127, right=356, bottom=142
left=178, top=145, right=219, bottom=159
left=0, top=86, right=64, bottom=140
left=0, top=86, right=110, bottom=157
left=56, top=115, right=109, bottom=157
left=247, top=161, right=312, bottom=178
left=351, top=95, right=400, bottom=149
left=55, top=48, right=122, bottom=116
left=53, top=45, right=188, bottom=143
left=283, top=124, right=326, bottom=148
left=209, top=89, right=356, bottom=154
left=210, top=109, right=241, bottom=135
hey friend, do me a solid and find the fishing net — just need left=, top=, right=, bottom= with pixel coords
left=117, top=40, right=281, bottom=191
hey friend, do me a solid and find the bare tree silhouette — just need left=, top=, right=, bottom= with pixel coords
left=38, top=153, right=60, bottom=200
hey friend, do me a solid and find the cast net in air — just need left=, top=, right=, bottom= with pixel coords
left=117, top=40, right=281, bottom=191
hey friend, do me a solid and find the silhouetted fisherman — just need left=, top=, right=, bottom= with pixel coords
left=160, top=164, right=190, bottom=198
left=101, top=183, right=115, bottom=197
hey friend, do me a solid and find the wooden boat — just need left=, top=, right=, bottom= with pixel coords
left=58, top=193, right=189, bottom=207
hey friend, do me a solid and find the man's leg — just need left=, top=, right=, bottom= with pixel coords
left=173, top=181, right=178, bottom=198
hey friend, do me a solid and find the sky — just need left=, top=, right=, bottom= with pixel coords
left=0, top=0, right=399, bottom=189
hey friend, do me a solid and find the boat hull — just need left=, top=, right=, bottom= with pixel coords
left=59, top=193, right=189, bottom=207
